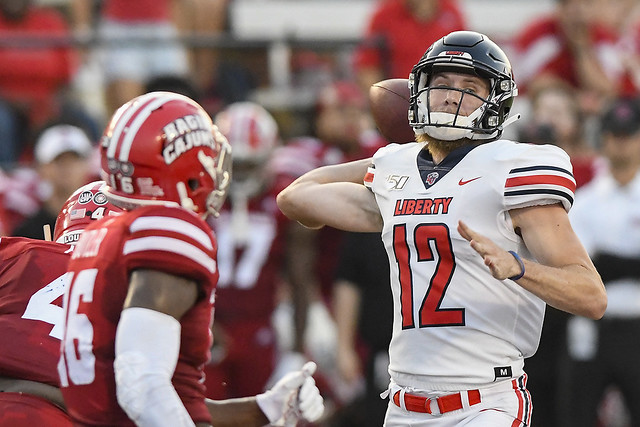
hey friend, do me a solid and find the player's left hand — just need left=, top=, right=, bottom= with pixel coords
left=458, top=221, right=522, bottom=280
left=256, top=361, right=324, bottom=426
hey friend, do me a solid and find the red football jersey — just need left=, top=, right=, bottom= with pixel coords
left=212, top=186, right=289, bottom=322
left=354, top=0, right=466, bottom=79
left=58, top=205, right=217, bottom=426
left=0, top=237, right=72, bottom=386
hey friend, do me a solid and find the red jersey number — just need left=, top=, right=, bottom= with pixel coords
left=393, top=223, right=465, bottom=329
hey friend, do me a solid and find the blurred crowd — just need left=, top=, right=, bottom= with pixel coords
left=1, top=0, right=639, bottom=426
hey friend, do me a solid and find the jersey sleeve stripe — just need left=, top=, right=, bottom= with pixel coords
left=505, top=174, right=577, bottom=193
left=123, top=236, right=216, bottom=273
left=504, top=188, right=574, bottom=206
left=509, top=165, right=573, bottom=175
left=364, top=165, right=375, bottom=189
left=364, top=171, right=374, bottom=183
left=129, top=216, right=213, bottom=250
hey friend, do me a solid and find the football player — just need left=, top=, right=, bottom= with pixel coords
left=0, top=181, right=122, bottom=426
left=57, top=92, right=324, bottom=426
left=277, top=31, right=606, bottom=426
left=203, top=101, right=311, bottom=399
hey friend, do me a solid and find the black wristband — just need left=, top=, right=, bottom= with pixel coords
left=508, top=251, right=525, bottom=281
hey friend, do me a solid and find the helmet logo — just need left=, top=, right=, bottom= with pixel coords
left=62, top=231, right=82, bottom=244
left=70, top=208, right=86, bottom=220
left=162, top=114, right=216, bottom=165
left=78, top=191, right=93, bottom=204
left=437, top=51, right=472, bottom=60
left=75, top=190, right=107, bottom=205
left=93, top=192, right=108, bottom=205
left=137, top=177, right=165, bottom=197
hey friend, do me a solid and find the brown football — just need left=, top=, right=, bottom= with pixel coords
left=369, top=78, right=415, bottom=143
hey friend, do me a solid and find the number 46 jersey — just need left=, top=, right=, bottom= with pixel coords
left=365, top=140, right=576, bottom=390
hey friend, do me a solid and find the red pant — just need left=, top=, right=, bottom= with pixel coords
left=0, top=392, right=72, bottom=426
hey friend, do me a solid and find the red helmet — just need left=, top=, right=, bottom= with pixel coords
left=54, top=181, right=123, bottom=244
left=100, top=91, right=232, bottom=217
left=214, top=102, right=278, bottom=197
left=214, top=102, right=278, bottom=162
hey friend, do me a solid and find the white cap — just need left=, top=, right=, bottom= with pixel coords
left=34, top=124, right=93, bottom=164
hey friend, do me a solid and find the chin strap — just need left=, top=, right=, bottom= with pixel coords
left=176, top=181, right=196, bottom=212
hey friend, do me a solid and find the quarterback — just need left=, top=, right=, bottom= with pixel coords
left=278, top=31, right=606, bottom=426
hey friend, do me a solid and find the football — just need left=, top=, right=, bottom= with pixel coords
left=369, top=78, right=415, bottom=143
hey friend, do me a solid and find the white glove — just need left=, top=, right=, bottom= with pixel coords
left=256, top=361, right=324, bottom=426
left=265, top=351, right=307, bottom=389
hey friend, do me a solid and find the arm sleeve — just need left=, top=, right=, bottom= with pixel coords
left=114, top=307, right=195, bottom=427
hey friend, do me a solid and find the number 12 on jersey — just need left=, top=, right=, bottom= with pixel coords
left=393, top=223, right=465, bottom=329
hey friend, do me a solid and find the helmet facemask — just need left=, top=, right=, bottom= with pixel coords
left=201, top=137, right=232, bottom=218
left=176, top=136, right=232, bottom=219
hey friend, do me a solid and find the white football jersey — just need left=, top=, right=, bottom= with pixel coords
left=365, top=140, right=575, bottom=390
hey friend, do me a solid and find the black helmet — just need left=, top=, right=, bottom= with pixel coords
left=408, top=31, right=518, bottom=141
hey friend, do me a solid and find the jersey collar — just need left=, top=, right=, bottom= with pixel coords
left=417, top=144, right=478, bottom=189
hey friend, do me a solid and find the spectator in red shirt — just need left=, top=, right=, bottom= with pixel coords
left=511, top=0, right=634, bottom=116
left=0, top=0, right=79, bottom=165
left=353, top=0, right=466, bottom=92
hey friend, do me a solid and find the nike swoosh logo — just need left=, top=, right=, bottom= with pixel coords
left=458, top=177, right=481, bottom=186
